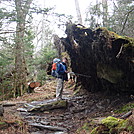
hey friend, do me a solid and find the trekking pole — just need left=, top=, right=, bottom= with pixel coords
left=69, top=72, right=91, bottom=78
left=74, top=73, right=91, bottom=78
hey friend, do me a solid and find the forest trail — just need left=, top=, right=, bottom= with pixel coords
left=1, top=79, right=134, bottom=134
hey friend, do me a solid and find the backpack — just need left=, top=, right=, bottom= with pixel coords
left=51, top=58, right=66, bottom=77
left=51, top=63, right=57, bottom=77
left=56, top=62, right=66, bottom=75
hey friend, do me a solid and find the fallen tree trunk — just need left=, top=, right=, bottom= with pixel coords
left=60, top=24, right=134, bottom=93
left=121, top=111, right=132, bottom=119
left=29, top=123, right=67, bottom=132
left=28, top=100, right=68, bottom=112
left=28, top=82, right=41, bottom=93
left=29, top=82, right=41, bottom=88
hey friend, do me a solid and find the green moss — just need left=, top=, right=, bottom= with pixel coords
left=77, top=122, right=91, bottom=133
left=96, top=27, right=134, bottom=48
left=116, top=119, right=134, bottom=133
left=15, top=120, right=23, bottom=125
left=29, top=100, right=68, bottom=112
left=0, top=121, right=8, bottom=129
left=123, top=36, right=134, bottom=47
left=90, top=125, right=109, bottom=134
left=53, top=100, right=67, bottom=107
left=97, top=63, right=123, bottom=83
left=127, top=125, right=133, bottom=131
left=82, top=122, right=90, bottom=131
left=90, top=126, right=99, bottom=134
left=40, top=100, right=68, bottom=110
left=0, top=122, right=6, bottom=125
left=96, top=27, right=123, bottom=39
left=90, top=116, right=134, bottom=134
left=114, top=103, right=134, bottom=113
left=77, top=121, right=96, bottom=134
left=101, top=116, right=121, bottom=129
left=117, top=119, right=128, bottom=132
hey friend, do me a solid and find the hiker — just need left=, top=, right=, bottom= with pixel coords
left=51, top=58, right=61, bottom=77
left=68, top=72, right=77, bottom=83
left=56, top=57, right=68, bottom=100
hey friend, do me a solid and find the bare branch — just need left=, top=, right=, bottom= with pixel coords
left=112, top=0, right=119, bottom=11
left=0, top=30, right=16, bottom=34
left=120, top=8, right=134, bottom=34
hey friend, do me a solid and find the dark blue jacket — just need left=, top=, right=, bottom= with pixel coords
left=56, top=62, right=68, bottom=81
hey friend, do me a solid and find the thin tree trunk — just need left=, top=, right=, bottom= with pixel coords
left=53, top=34, right=63, bottom=58
left=102, top=0, right=108, bottom=27
left=74, top=0, right=82, bottom=24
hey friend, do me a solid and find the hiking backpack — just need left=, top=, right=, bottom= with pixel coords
left=51, top=58, right=66, bottom=77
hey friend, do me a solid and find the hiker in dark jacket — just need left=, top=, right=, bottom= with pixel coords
left=61, top=59, right=68, bottom=81
left=56, top=57, right=68, bottom=100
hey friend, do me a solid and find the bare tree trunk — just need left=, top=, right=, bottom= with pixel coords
left=74, top=0, right=82, bottom=24
left=102, top=0, right=108, bottom=27
left=53, top=34, right=64, bottom=58
left=14, top=0, right=32, bottom=97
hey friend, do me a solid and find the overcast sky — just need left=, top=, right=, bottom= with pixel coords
left=36, top=0, right=97, bottom=21
left=33, top=0, right=98, bottom=37
left=44, top=0, right=90, bottom=16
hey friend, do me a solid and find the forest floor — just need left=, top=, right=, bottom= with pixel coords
left=0, top=79, right=134, bottom=134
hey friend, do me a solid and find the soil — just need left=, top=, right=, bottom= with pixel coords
left=0, top=79, right=134, bottom=134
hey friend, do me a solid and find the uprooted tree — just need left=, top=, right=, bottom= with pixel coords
left=60, top=23, right=134, bottom=93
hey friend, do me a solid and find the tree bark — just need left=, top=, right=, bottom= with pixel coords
left=74, top=0, right=82, bottom=24
left=14, top=0, right=32, bottom=97
left=53, top=34, right=65, bottom=58
left=102, top=0, right=108, bottom=27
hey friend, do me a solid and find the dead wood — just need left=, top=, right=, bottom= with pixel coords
left=28, top=82, right=41, bottom=93
left=60, top=23, right=134, bottom=93
left=28, top=100, right=68, bottom=112
left=29, top=82, right=35, bottom=88
left=29, top=123, right=67, bottom=132
left=121, top=111, right=132, bottom=119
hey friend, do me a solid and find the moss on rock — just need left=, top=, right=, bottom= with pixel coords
left=90, top=116, right=134, bottom=134
left=101, top=116, right=121, bottom=129
left=114, top=103, right=134, bottom=113
left=91, top=125, right=109, bottom=134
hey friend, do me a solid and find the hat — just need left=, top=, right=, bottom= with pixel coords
left=53, top=58, right=61, bottom=63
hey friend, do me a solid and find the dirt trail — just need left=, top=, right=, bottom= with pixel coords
left=1, top=80, right=133, bottom=134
